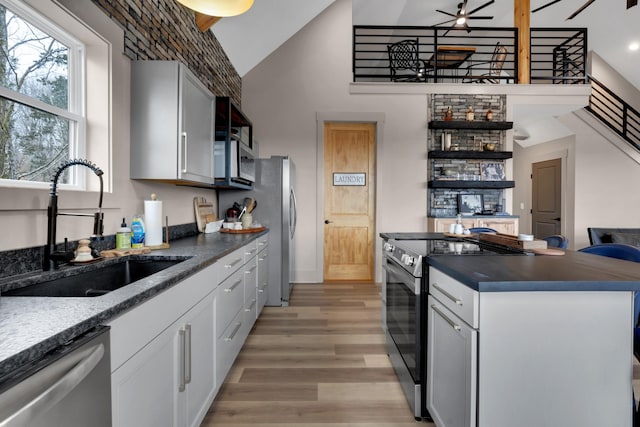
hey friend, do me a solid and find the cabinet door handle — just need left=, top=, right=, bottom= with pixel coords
left=225, top=279, right=242, bottom=292
left=225, top=258, right=242, bottom=269
left=181, top=132, right=188, bottom=173
left=432, top=282, right=463, bottom=305
left=432, top=304, right=461, bottom=331
left=224, top=322, right=242, bottom=342
left=184, top=323, right=192, bottom=385
left=178, top=328, right=186, bottom=392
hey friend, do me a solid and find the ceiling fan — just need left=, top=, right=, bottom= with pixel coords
left=435, top=0, right=495, bottom=31
left=532, top=0, right=638, bottom=20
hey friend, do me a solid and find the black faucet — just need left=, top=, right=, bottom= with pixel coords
left=43, top=159, right=104, bottom=271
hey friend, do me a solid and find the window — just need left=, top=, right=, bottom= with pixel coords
left=0, top=0, right=84, bottom=185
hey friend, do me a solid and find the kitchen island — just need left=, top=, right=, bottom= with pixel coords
left=382, top=232, right=640, bottom=427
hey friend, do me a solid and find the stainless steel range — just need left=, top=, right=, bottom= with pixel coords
left=381, top=235, right=521, bottom=421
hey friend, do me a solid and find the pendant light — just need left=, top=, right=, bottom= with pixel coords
left=175, top=0, right=254, bottom=17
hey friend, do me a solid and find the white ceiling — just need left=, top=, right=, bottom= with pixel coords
left=213, top=0, right=640, bottom=89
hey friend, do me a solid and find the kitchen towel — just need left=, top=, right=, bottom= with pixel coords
left=144, top=195, right=163, bottom=246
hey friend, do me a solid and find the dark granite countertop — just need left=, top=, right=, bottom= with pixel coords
left=0, top=230, right=267, bottom=383
left=427, top=250, right=640, bottom=292
left=380, top=232, right=448, bottom=240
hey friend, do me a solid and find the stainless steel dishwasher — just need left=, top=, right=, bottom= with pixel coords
left=0, top=325, right=111, bottom=427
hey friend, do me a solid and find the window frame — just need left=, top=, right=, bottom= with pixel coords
left=0, top=0, right=87, bottom=190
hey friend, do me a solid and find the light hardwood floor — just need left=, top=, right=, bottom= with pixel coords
left=202, top=282, right=431, bottom=426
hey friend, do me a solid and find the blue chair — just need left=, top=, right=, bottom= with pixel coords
left=469, top=227, right=497, bottom=233
left=543, top=235, right=569, bottom=249
left=578, top=243, right=640, bottom=262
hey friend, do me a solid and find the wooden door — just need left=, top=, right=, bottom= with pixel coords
left=531, top=158, right=561, bottom=238
left=323, top=122, right=376, bottom=281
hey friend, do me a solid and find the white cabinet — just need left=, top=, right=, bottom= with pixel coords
left=109, top=264, right=217, bottom=427
left=130, top=61, right=215, bottom=185
left=109, top=237, right=268, bottom=427
left=427, top=296, right=477, bottom=427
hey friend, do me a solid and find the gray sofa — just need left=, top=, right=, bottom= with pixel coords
left=588, top=227, right=640, bottom=246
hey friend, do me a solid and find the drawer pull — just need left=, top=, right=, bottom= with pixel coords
left=432, top=282, right=463, bottom=305
left=259, top=255, right=268, bottom=261
left=245, top=299, right=256, bottom=311
left=225, top=279, right=242, bottom=292
left=432, top=304, right=461, bottom=331
left=225, top=258, right=242, bottom=269
left=245, top=266, right=257, bottom=274
left=224, top=322, right=242, bottom=342
left=245, top=248, right=257, bottom=256
left=258, top=283, right=267, bottom=292
left=178, top=328, right=186, bottom=392
left=258, top=240, right=267, bottom=246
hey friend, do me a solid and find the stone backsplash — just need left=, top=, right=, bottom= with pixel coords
left=0, top=223, right=198, bottom=280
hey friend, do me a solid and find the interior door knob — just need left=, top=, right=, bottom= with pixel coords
left=324, top=220, right=332, bottom=224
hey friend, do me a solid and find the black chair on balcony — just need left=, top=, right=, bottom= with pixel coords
left=463, top=42, right=509, bottom=84
left=387, top=39, right=430, bottom=82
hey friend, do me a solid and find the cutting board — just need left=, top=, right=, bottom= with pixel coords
left=479, top=232, right=547, bottom=250
left=194, top=197, right=216, bottom=233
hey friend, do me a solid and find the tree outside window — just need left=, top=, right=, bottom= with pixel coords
left=0, top=1, right=83, bottom=184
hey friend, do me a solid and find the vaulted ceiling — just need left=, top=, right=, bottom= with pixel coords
left=212, top=0, right=640, bottom=88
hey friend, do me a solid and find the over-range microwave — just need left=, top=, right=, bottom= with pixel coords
left=214, top=137, right=255, bottom=184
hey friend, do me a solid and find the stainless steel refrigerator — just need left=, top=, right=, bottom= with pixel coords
left=218, top=156, right=297, bottom=306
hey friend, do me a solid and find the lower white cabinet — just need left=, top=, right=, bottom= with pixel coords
left=427, top=295, right=477, bottom=427
left=110, top=275, right=216, bottom=427
left=108, top=235, right=270, bottom=427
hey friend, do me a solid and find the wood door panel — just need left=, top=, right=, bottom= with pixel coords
left=324, top=123, right=376, bottom=282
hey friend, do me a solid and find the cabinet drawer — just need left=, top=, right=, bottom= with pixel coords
left=257, top=235, right=269, bottom=254
left=216, top=268, right=244, bottom=337
left=243, top=241, right=259, bottom=264
left=429, top=267, right=479, bottom=328
left=216, top=309, right=244, bottom=385
left=243, top=257, right=258, bottom=305
left=218, top=247, right=244, bottom=282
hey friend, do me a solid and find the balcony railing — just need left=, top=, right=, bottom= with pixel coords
left=353, top=26, right=587, bottom=85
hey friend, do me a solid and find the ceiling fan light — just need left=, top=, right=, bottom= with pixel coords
left=456, top=16, right=467, bottom=25
left=175, top=0, right=254, bottom=17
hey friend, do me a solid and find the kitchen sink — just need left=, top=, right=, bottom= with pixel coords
left=3, top=257, right=189, bottom=297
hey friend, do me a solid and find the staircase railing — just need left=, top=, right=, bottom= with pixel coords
left=586, top=75, right=640, bottom=150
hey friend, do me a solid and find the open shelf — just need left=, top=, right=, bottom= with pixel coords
left=428, top=180, right=515, bottom=189
left=428, top=120, right=513, bottom=130
left=429, top=150, right=512, bottom=160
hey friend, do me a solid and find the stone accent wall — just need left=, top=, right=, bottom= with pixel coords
left=91, top=0, right=242, bottom=105
left=428, top=94, right=508, bottom=217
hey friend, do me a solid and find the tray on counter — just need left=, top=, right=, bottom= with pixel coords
left=220, top=226, right=266, bottom=234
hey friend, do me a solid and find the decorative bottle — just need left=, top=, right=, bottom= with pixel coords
left=465, top=106, right=474, bottom=121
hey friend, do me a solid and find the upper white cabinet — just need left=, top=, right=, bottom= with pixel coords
left=130, top=61, right=215, bottom=186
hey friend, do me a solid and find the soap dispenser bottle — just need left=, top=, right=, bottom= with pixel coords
left=116, top=218, right=131, bottom=250
left=130, top=214, right=145, bottom=249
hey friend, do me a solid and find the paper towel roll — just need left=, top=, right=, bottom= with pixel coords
left=144, top=198, right=163, bottom=246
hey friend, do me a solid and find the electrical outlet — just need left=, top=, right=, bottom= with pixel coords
left=520, top=202, right=525, bottom=210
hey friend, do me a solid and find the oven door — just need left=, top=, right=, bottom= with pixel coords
left=384, top=257, right=420, bottom=381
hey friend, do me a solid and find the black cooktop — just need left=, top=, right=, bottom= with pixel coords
left=394, top=239, right=518, bottom=257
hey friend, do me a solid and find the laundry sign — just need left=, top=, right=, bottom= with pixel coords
left=333, top=173, right=366, bottom=186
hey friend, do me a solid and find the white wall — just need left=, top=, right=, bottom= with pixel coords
left=0, top=0, right=219, bottom=251
left=242, top=0, right=429, bottom=282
